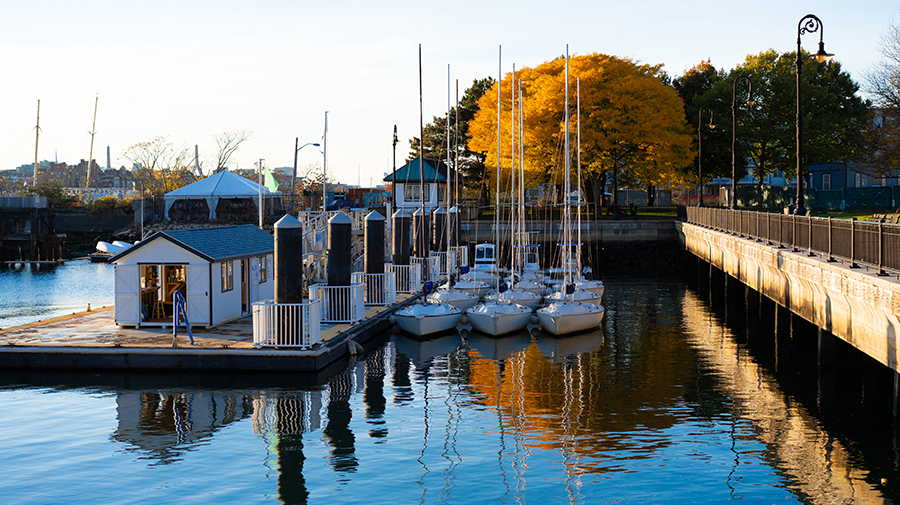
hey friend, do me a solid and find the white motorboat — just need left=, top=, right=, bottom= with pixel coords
left=484, top=288, right=542, bottom=310
left=427, top=288, right=480, bottom=311
left=394, top=302, right=462, bottom=337
left=544, top=288, right=603, bottom=306
left=466, top=302, right=533, bottom=336
left=536, top=301, right=605, bottom=336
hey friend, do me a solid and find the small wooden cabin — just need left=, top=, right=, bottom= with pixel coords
left=109, top=225, right=275, bottom=328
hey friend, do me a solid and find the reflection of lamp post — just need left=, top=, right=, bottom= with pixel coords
left=697, top=105, right=716, bottom=206
left=794, top=14, right=833, bottom=215
left=290, top=140, right=320, bottom=215
left=731, top=75, right=753, bottom=209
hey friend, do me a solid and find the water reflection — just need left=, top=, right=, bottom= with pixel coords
left=8, top=278, right=895, bottom=502
left=680, top=289, right=888, bottom=503
left=112, top=390, right=253, bottom=465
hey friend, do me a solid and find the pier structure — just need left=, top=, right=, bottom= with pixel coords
left=0, top=196, right=65, bottom=263
left=680, top=207, right=900, bottom=410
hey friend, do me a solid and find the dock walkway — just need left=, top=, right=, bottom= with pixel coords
left=0, top=295, right=416, bottom=373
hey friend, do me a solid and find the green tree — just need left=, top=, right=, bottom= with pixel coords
left=689, top=50, right=871, bottom=188
left=408, top=78, right=494, bottom=204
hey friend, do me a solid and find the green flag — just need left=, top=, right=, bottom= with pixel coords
left=263, top=167, right=280, bottom=193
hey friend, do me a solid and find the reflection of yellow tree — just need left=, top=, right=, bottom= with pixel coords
left=466, top=336, right=698, bottom=474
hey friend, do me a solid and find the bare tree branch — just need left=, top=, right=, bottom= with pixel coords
left=212, top=131, right=253, bottom=173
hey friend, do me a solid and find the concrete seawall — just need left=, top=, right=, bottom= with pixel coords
left=461, top=220, right=679, bottom=244
left=680, top=222, right=900, bottom=373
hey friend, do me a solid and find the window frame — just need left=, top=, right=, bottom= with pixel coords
left=221, top=261, right=233, bottom=292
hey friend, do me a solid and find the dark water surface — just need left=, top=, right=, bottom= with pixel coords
left=0, top=259, right=115, bottom=328
left=0, top=272, right=897, bottom=504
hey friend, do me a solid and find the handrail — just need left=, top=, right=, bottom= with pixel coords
left=683, top=207, right=899, bottom=276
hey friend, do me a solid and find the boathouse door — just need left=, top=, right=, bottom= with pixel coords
left=114, top=265, right=140, bottom=326
left=186, top=265, right=209, bottom=326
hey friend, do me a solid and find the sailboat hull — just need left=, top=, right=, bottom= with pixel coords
left=536, top=302, right=605, bottom=336
left=466, top=309, right=533, bottom=336
left=394, top=304, right=462, bottom=337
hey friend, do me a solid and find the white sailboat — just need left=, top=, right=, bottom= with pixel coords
left=536, top=49, right=605, bottom=336
left=464, top=53, right=532, bottom=337
left=466, top=301, right=533, bottom=336
left=395, top=45, right=463, bottom=338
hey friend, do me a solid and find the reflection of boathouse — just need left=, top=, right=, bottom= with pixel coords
left=110, top=225, right=274, bottom=327
left=112, top=390, right=253, bottom=464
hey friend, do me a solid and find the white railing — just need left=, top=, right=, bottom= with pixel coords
left=387, top=263, right=422, bottom=293
left=412, top=256, right=439, bottom=282
left=309, top=283, right=365, bottom=323
left=429, top=250, right=457, bottom=276
left=452, top=245, right=468, bottom=267
left=252, top=299, right=322, bottom=348
left=351, top=272, right=397, bottom=306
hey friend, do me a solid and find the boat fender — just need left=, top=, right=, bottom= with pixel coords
left=389, top=315, right=397, bottom=325
left=530, top=315, right=539, bottom=324
left=348, top=340, right=364, bottom=356
left=460, top=314, right=468, bottom=325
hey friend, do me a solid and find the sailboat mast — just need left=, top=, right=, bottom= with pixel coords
left=518, top=81, right=525, bottom=275
left=495, top=45, right=502, bottom=275
left=509, top=64, right=516, bottom=273
left=33, top=99, right=40, bottom=186
left=577, top=77, right=583, bottom=277
left=564, top=46, right=571, bottom=288
left=86, top=93, right=98, bottom=188
left=418, top=44, right=425, bottom=241
left=322, top=111, right=328, bottom=212
left=446, top=64, right=452, bottom=257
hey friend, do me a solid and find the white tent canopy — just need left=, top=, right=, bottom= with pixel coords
left=164, top=170, right=281, bottom=220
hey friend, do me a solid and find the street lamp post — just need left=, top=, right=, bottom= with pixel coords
left=289, top=139, right=321, bottom=215
left=731, top=75, right=753, bottom=209
left=794, top=14, right=833, bottom=215
left=698, top=105, right=716, bottom=206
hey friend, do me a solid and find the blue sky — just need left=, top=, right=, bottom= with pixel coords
left=0, top=0, right=896, bottom=187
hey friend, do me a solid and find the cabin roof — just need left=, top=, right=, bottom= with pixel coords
left=110, top=224, right=274, bottom=263
left=383, top=158, right=457, bottom=183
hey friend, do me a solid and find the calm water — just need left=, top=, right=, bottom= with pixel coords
left=1, top=269, right=898, bottom=503
left=0, top=259, right=115, bottom=328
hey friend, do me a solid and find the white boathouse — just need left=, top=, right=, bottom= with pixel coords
left=109, top=225, right=275, bottom=328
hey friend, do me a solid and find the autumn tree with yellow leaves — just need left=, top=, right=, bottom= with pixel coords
left=468, top=53, right=693, bottom=210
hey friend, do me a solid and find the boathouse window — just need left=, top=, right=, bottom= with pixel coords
left=221, top=261, right=233, bottom=292
left=258, top=256, right=267, bottom=283
left=404, top=185, right=422, bottom=202
left=823, top=173, right=831, bottom=190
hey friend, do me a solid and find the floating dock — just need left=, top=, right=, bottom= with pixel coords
left=0, top=295, right=418, bottom=373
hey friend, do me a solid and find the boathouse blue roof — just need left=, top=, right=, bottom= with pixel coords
left=109, top=224, right=274, bottom=263
left=383, top=158, right=456, bottom=183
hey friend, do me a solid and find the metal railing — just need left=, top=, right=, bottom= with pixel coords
left=429, top=250, right=457, bottom=276
left=684, top=207, right=900, bottom=276
left=452, top=245, right=468, bottom=267
left=252, top=299, right=322, bottom=348
left=308, top=283, right=365, bottom=323
left=351, top=272, right=397, bottom=306
left=387, top=263, right=423, bottom=293
left=411, top=256, right=440, bottom=282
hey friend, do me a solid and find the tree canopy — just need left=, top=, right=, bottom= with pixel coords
left=467, top=53, right=693, bottom=205
left=864, top=20, right=900, bottom=178
left=676, top=50, right=871, bottom=185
